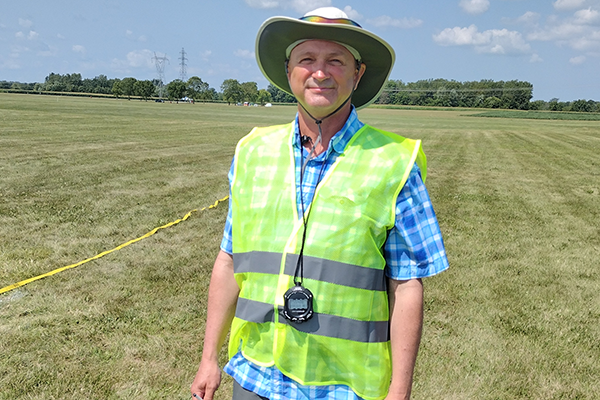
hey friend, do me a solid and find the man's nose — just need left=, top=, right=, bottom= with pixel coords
left=311, top=61, right=329, bottom=81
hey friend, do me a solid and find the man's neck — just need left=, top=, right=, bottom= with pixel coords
left=297, top=104, right=352, bottom=155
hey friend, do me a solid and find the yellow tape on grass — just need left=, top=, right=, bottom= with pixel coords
left=0, top=196, right=229, bottom=295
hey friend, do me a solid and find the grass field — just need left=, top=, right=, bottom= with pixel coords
left=1, top=93, right=599, bottom=399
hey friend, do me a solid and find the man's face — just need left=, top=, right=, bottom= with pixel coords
left=287, top=40, right=366, bottom=118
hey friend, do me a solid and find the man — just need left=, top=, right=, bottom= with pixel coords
left=191, top=7, right=449, bottom=400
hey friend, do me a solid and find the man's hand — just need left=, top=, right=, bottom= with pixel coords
left=191, top=358, right=222, bottom=400
left=190, top=250, right=238, bottom=400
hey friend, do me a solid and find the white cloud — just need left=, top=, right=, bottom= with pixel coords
left=573, top=8, right=600, bottom=24
left=570, top=55, right=586, bottom=63
left=343, top=6, right=362, bottom=20
left=517, top=11, right=541, bottom=24
left=244, top=0, right=280, bottom=8
left=125, top=29, right=147, bottom=42
left=38, top=45, right=58, bottom=57
left=570, top=35, right=600, bottom=49
left=367, top=15, right=423, bottom=29
left=528, top=22, right=586, bottom=41
left=553, top=0, right=587, bottom=11
left=234, top=49, right=255, bottom=59
left=18, top=18, right=33, bottom=29
left=527, top=7, right=600, bottom=51
left=72, top=45, right=86, bottom=54
left=530, top=53, right=543, bottom=62
left=433, top=24, right=531, bottom=54
left=15, top=30, right=38, bottom=40
left=201, top=50, right=212, bottom=61
left=459, top=0, right=490, bottom=15
left=111, top=49, right=155, bottom=72
left=57, top=33, right=65, bottom=39
left=127, top=49, right=155, bottom=67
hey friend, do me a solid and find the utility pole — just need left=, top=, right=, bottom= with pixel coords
left=152, top=52, right=168, bottom=99
left=179, top=47, right=188, bottom=82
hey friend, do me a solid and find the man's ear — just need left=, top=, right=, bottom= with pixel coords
left=354, top=63, right=367, bottom=90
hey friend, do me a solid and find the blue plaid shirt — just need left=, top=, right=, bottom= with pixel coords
left=220, top=107, right=449, bottom=399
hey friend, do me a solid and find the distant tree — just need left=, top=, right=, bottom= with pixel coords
left=501, top=80, right=533, bottom=110
left=483, top=96, right=502, bottom=108
left=267, top=84, right=296, bottom=103
left=92, top=74, right=114, bottom=94
left=187, top=76, right=217, bottom=100
left=221, top=79, right=243, bottom=105
left=187, top=76, right=209, bottom=100
left=548, top=99, right=562, bottom=111
left=529, top=100, right=547, bottom=110
left=134, top=80, right=155, bottom=101
left=120, top=77, right=137, bottom=100
left=205, top=88, right=219, bottom=100
left=377, top=80, right=399, bottom=104
left=112, top=79, right=123, bottom=98
left=241, top=81, right=258, bottom=103
left=257, top=89, right=272, bottom=105
left=81, top=78, right=94, bottom=93
left=44, top=73, right=66, bottom=92
left=570, top=99, right=592, bottom=112
left=10, top=82, right=26, bottom=91
left=166, top=79, right=187, bottom=102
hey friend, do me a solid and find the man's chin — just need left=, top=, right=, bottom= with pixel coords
left=299, top=99, right=341, bottom=117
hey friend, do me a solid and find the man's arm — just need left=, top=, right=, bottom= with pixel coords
left=191, top=250, right=240, bottom=400
left=385, top=278, right=424, bottom=400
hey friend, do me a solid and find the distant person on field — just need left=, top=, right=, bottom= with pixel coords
left=191, top=7, right=449, bottom=400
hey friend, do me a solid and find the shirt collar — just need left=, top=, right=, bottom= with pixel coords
left=292, top=105, right=364, bottom=156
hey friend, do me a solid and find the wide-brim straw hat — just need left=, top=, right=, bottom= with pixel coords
left=256, top=7, right=395, bottom=110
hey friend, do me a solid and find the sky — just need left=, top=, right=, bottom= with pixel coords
left=1, top=0, right=600, bottom=101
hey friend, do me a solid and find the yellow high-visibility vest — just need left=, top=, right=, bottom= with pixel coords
left=230, top=121, right=426, bottom=400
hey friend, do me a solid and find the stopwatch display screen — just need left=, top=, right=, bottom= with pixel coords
left=288, top=298, right=308, bottom=310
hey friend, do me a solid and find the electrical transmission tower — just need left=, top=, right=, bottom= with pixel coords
left=152, top=52, right=168, bottom=99
left=179, top=47, right=188, bottom=82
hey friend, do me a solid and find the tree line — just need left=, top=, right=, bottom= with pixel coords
left=1, top=74, right=599, bottom=112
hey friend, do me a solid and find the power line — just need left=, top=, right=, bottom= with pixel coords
left=179, top=47, right=188, bottom=82
left=152, top=52, right=169, bottom=99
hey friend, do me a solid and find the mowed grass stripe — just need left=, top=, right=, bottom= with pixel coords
left=1, top=94, right=599, bottom=399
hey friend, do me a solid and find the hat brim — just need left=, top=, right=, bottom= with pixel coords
left=256, top=17, right=395, bottom=109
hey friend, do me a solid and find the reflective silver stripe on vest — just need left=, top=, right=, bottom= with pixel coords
left=284, top=254, right=386, bottom=292
left=235, top=297, right=390, bottom=343
left=235, top=297, right=276, bottom=323
left=233, top=251, right=282, bottom=275
left=233, top=251, right=386, bottom=292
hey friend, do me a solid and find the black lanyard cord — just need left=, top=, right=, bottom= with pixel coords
left=292, top=82, right=358, bottom=286
left=294, top=136, right=328, bottom=286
